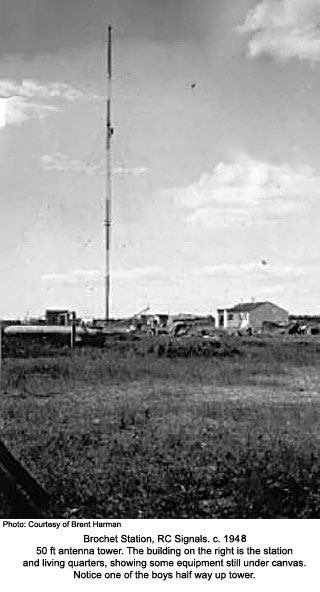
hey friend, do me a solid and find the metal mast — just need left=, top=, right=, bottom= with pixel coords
left=105, top=25, right=113, bottom=322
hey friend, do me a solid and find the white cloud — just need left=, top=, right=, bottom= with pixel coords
left=42, top=269, right=101, bottom=286
left=44, top=262, right=316, bottom=292
left=42, top=267, right=165, bottom=286
left=113, top=166, right=148, bottom=176
left=41, top=152, right=148, bottom=177
left=0, top=78, right=98, bottom=102
left=238, top=0, right=320, bottom=62
left=0, top=96, right=60, bottom=127
left=41, top=153, right=102, bottom=176
left=0, top=78, right=99, bottom=129
left=195, top=261, right=320, bottom=280
left=194, top=261, right=320, bottom=306
left=176, top=156, right=318, bottom=229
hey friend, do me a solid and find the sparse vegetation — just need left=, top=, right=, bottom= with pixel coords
left=1, top=335, right=320, bottom=518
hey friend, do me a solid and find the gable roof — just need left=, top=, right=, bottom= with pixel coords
left=229, top=301, right=269, bottom=313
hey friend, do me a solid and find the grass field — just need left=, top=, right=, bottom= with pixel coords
left=1, top=335, right=320, bottom=518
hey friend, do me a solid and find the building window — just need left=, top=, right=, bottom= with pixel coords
left=227, top=313, right=234, bottom=321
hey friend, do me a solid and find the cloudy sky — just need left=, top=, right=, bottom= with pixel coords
left=1, top=0, right=320, bottom=318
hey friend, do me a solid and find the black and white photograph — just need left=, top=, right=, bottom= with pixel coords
left=1, top=0, right=320, bottom=530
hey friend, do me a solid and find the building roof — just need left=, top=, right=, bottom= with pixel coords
left=228, top=301, right=271, bottom=313
left=45, top=309, right=70, bottom=314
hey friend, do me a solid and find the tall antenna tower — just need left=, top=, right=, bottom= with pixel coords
left=105, top=25, right=113, bottom=322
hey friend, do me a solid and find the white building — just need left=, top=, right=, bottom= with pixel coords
left=217, top=301, right=289, bottom=332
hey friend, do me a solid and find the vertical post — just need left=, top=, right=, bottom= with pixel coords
left=70, top=312, right=76, bottom=350
left=105, top=25, right=113, bottom=323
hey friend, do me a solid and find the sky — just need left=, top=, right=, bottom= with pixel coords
left=2, top=0, right=320, bottom=318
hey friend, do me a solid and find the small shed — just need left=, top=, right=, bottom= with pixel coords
left=45, top=309, right=71, bottom=326
left=217, top=301, right=289, bottom=332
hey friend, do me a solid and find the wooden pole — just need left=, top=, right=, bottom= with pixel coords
left=70, top=311, right=76, bottom=349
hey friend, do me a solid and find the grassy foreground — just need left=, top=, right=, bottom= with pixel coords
left=1, top=336, right=320, bottom=518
